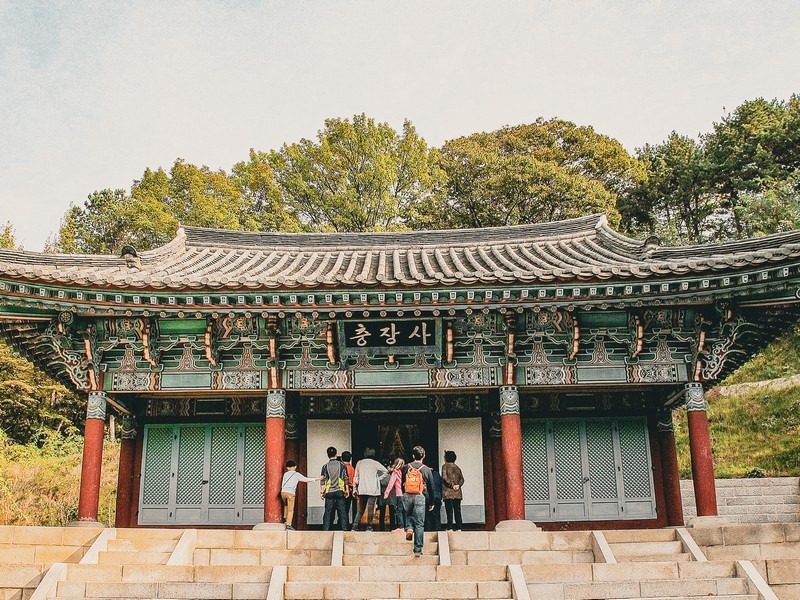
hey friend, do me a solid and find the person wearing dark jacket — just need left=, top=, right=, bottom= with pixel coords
left=425, top=468, right=443, bottom=531
left=401, top=445, right=435, bottom=557
left=320, top=446, right=350, bottom=531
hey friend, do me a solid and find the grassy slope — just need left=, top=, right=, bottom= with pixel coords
left=0, top=434, right=119, bottom=526
left=673, top=321, right=800, bottom=478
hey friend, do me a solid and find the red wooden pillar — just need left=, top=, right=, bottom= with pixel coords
left=489, top=415, right=507, bottom=524
left=499, top=386, right=526, bottom=521
left=115, top=415, right=137, bottom=528
left=657, top=411, right=684, bottom=526
left=264, top=389, right=286, bottom=523
left=77, top=391, right=106, bottom=523
left=686, top=383, right=718, bottom=517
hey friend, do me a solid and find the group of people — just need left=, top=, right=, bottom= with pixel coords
left=280, top=444, right=465, bottom=557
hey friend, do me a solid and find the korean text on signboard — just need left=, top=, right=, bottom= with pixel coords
left=338, top=319, right=441, bottom=357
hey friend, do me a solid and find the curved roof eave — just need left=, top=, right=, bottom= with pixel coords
left=0, top=215, right=799, bottom=291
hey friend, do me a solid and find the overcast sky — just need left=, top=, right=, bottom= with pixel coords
left=1, top=0, right=798, bottom=251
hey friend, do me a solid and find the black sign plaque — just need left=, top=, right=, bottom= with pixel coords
left=338, top=318, right=441, bottom=357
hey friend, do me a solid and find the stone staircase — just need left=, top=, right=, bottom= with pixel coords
left=603, top=528, right=692, bottom=562
left=283, top=531, right=514, bottom=599
left=0, top=524, right=791, bottom=600
left=689, top=523, right=800, bottom=600
left=0, top=525, right=103, bottom=600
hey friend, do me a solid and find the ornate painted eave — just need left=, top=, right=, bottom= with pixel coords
left=3, top=214, right=800, bottom=293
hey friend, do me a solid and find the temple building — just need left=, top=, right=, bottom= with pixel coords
left=1, top=214, right=799, bottom=530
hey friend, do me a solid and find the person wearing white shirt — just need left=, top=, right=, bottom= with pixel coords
left=281, top=460, right=321, bottom=530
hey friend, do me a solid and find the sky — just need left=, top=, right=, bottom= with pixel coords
left=1, top=0, right=799, bottom=251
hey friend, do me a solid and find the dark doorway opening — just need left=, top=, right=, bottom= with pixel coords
left=351, top=414, right=439, bottom=470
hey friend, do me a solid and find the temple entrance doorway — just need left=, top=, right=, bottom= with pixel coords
left=352, top=415, right=438, bottom=470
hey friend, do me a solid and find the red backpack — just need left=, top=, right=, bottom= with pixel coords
left=404, top=463, right=425, bottom=495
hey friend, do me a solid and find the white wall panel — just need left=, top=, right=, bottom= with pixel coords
left=437, top=417, right=485, bottom=523
left=306, top=419, right=352, bottom=524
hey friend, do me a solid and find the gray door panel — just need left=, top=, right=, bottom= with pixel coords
left=522, top=417, right=656, bottom=522
left=139, top=423, right=265, bottom=526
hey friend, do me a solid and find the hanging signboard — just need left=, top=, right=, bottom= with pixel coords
left=338, top=318, right=441, bottom=357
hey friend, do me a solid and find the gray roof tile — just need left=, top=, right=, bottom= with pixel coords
left=2, top=214, right=800, bottom=291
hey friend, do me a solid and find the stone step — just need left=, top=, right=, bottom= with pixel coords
left=528, top=577, right=751, bottom=600
left=114, top=529, right=184, bottom=541
left=344, top=541, right=439, bottom=556
left=284, top=579, right=511, bottom=599
left=604, top=597, right=756, bottom=600
left=57, top=580, right=266, bottom=598
left=523, top=561, right=742, bottom=583
left=620, top=552, right=692, bottom=562
left=105, top=538, right=178, bottom=553
left=343, top=531, right=438, bottom=543
left=343, top=553, right=440, bottom=566
left=96, top=551, right=172, bottom=565
left=609, top=540, right=684, bottom=556
left=284, top=564, right=509, bottom=583
left=602, top=529, right=678, bottom=544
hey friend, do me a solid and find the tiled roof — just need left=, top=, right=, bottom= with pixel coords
left=1, top=214, right=800, bottom=291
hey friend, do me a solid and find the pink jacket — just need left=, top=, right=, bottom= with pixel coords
left=384, top=470, right=402, bottom=499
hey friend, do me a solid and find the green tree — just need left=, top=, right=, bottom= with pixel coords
left=622, top=94, right=800, bottom=244
left=423, top=119, right=643, bottom=230
left=53, top=159, right=277, bottom=254
left=622, top=133, right=719, bottom=244
left=704, top=97, right=790, bottom=237
left=231, top=150, right=303, bottom=233
left=0, top=222, right=20, bottom=250
left=0, top=340, right=83, bottom=444
left=268, top=114, right=443, bottom=232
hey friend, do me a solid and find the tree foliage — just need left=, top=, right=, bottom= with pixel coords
left=266, top=114, right=443, bottom=232
left=0, top=340, right=83, bottom=444
left=420, top=119, right=644, bottom=229
left=0, top=222, right=20, bottom=250
left=622, top=95, right=800, bottom=244
left=54, top=160, right=280, bottom=254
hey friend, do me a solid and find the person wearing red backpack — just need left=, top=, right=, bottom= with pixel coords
left=401, top=445, right=435, bottom=557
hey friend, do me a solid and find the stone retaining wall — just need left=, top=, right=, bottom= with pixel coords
left=681, top=477, right=800, bottom=524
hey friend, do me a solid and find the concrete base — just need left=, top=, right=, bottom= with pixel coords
left=67, top=519, right=106, bottom=528
left=686, top=516, right=732, bottom=528
left=253, top=522, right=288, bottom=531
left=495, top=519, right=541, bottom=532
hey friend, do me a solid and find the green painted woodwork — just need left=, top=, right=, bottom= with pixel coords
left=161, top=372, right=213, bottom=389
left=159, top=318, right=208, bottom=335
left=353, top=370, right=430, bottom=388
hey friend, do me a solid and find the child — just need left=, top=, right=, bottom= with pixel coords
left=281, top=460, right=321, bottom=530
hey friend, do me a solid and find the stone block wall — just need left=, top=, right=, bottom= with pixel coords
left=681, top=477, right=800, bottom=524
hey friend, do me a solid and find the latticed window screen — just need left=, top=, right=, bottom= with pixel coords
left=140, top=423, right=265, bottom=525
left=553, top=421, right=584, bottom=501
left=176, top=427, right=205, bottom=505
left=521, top=421, right=549, bottom=502
left=243, top=425, right=265, bottom=505
left=142, top=427, right=172, bottom=506
left=521, top=417, right=656, bottom=522
left=585, top=421, right=617, bottom=500
left=618, top=419, right=653, bottom=499
left=209, top=426, right=238, bottom=505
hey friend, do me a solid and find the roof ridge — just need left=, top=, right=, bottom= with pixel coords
left=180, top=214, right=612, bottom=251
